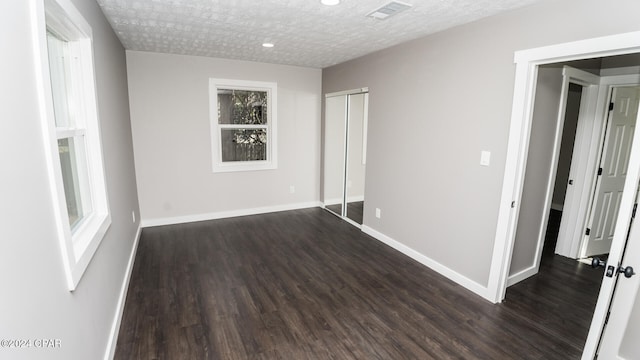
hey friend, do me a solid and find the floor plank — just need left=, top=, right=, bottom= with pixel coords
left=115, top=208, right=603, bottom=359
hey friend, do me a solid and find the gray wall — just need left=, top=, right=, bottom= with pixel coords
left=126, top=51, right=322, bottom=223
left=0, top=0, right=140, bottom=359
left=322, top=0, right=640, bottom=287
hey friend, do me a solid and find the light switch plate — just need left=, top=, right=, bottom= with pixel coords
left=480, top=151, right=491, bottom=166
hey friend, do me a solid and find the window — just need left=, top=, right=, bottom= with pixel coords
left=210, top=79, right=277, bottom=172
left=34, top=0, right=111, bottom=290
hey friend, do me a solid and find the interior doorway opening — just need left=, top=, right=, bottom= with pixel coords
left=505, top=53, right=640, bottom=355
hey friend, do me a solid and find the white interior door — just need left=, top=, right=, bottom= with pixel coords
left=554, top=67, right=601, bottom=259
left=596, top=196, right=640, bottom=359
left=583, top=87, right=640, bottom=359
left=582, top=87, right=640, bottom=258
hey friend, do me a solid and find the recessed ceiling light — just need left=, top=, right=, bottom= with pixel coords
left=262, top=43, right=274, bottom=48
left=321, top=0, right=340, bottom=5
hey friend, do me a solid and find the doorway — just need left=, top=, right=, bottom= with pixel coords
left=508, top=59, right=640, bottom=356
left=512, top=69, right=640, bottom=284
left=323, top=88, right=369, bottom=226
left=489, top=31, right=640, bottom=359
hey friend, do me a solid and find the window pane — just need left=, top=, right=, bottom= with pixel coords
left=221, top=129, right=267, bottom=162
left=218, top=89, right=268, bottom=125
left=47, top=31, right=73, bottom=128
left=58, top=137, right=86, bottom=228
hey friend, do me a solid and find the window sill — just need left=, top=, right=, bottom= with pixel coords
left=212, top=161, right=277, bottom=173
left=67, top=212, right=111, bottom=290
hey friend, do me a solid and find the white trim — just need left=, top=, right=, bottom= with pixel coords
left=487, top=60, right=537, bottom=303
left=140, top=202, right=322, bottom=228
left=104, top=226, right=142, bottom=360
left=512, top=32, right=640, bottom=64
left=361, top=225, right=492, bottom=301
left=506, top=265, right=538, bottom=287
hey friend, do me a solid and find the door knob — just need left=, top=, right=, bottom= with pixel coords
left=618, top=266, right=635, bottom=278
left=591, top=257, right=606, bottom=268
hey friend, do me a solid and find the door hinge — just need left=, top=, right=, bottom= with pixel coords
left=511, top=201, right=516, bottom=208
left=585, top=228, right=591, bottom=236
left=604, top=311, right=611, bottom=325
left=598, top=167, right=603, bottom=176
left=633, top=203, right=638, bottom=219
left=609, top=102, right=614, bottom=111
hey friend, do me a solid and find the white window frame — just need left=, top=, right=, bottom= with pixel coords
left=31, top=0, right=111, bottom=290
left=209, top=79, right=278, bottom=173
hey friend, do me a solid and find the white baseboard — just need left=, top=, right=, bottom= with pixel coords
left=361, top=225, right=493, bottom=302
left=140, top=201, right=322, bottom=228
left=551, top=203, right=564, bottom=211
left=506, top=265, right=538, bottom=287
left=104, top=225, right=142, bottom=360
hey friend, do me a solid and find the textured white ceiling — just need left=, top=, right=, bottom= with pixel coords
left=97, top=0, right=540, bottom=68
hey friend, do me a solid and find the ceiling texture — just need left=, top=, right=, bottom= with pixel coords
left=97, top=0, right=541, bottom=69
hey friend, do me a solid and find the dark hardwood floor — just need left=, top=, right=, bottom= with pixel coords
left=115, top=208, right=604, bottom=359
left=502, top=210, right=604, bottom=356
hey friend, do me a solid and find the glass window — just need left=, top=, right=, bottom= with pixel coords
left=36, top=0, right=111, bottom=290
left=210, top=79, right=277, bottom=172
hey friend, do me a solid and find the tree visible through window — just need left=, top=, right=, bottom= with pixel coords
left=218, top=88, right=268, bottom=161
left=210, top=79, right=277, bottom=172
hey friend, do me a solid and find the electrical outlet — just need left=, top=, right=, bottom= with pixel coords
left=290, top=185, right=295, bottom=194
left=375, top=208, right=381, bottom=219
left=132, top=211, right=136, bottom=223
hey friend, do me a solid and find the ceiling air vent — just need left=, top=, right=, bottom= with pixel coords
left=367, top=1, right=412, bottom=20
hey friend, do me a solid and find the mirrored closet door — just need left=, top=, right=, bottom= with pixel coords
left=323, top=89, right=368, bottom=226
